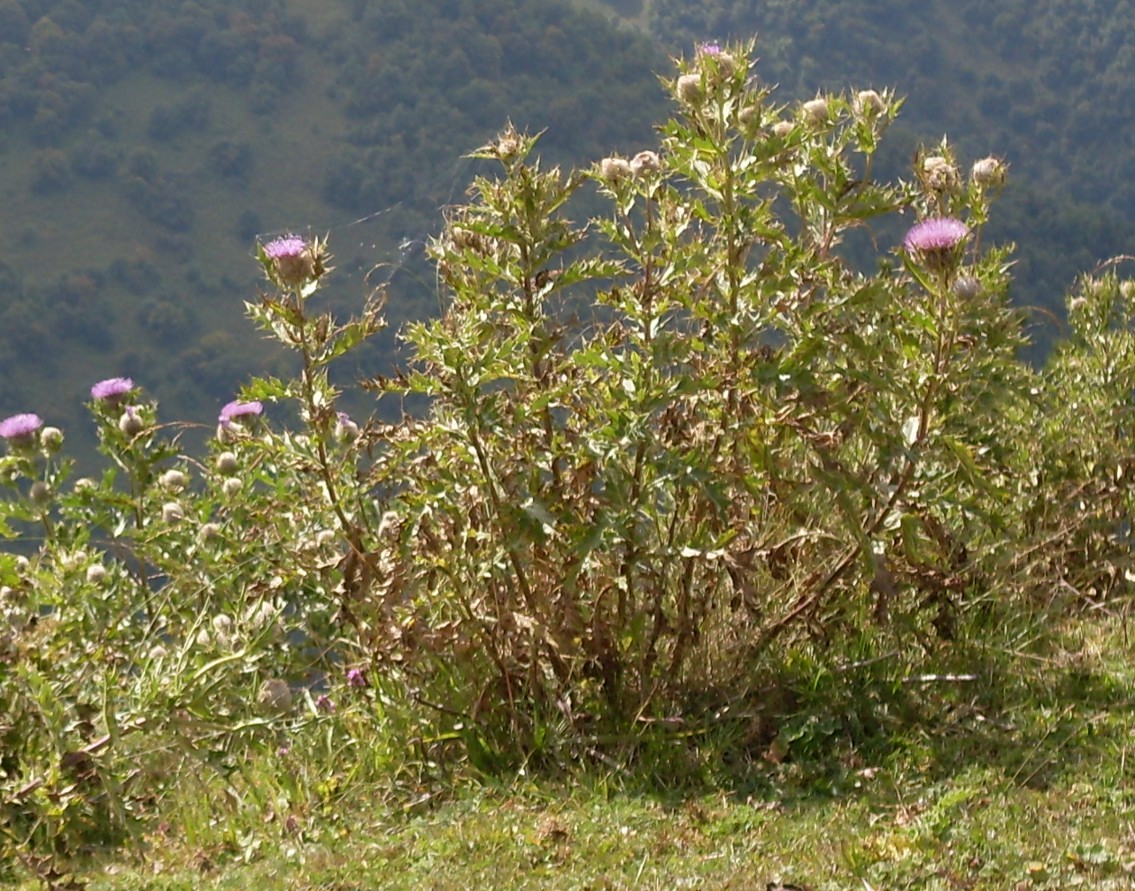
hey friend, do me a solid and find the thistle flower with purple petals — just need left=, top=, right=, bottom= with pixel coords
left=259, top=234, right=327, bottom=291
left=0, top=413, right=43, bottom=449
left=697, top=41, right=722, bottom=56
left=346, top=667, right=368, bottom=688
left=903, top=217, right=969, bottom=272
left=90, top=377, right=135, bottom=406
left=218, top=399, right=263, bottom=428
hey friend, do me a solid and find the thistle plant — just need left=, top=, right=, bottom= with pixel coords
left=355, top=42, right=1037, bottom=759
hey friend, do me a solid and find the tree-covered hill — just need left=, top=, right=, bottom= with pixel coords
left=4, top=0, right=1135, bottom=466
left=0, top=0, right=668, bottom=463
left=589, top=0, right=1135, bottom=351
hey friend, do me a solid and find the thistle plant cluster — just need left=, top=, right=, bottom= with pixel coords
left=1, top=43, right=1132, bottom=880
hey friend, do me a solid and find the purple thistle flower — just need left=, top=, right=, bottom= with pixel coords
left=346, top=667, right=367, bottom=688
left=903, top=217, right=969, bottom=254
left=263, top=235, right=307, bottom=260
left=218, top=399, right=263, bottom=427
left=697, top=41, right=722, bottom=56
left=90, top=377, right=135, bottom=404
left=315, top=693, right=336, bottom=713
left=0, top=413, right=43, bottom=448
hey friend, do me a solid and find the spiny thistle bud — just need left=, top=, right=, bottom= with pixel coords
left=599, top=156, right=632, bottom=180
left=86, top=563, right=108, bottom=585
left=119, top=406, right=144, bottom=437
left=629, top=151, right=661, bottom=177
left=198, top=522, right=223, bottom=544
left=921, top=155, right=959, bottom=192
left=676, top=73, right=703, bottom=105
left=802, top=97, right=829, bottom=123
left=971, top=156, right=1006, bottom=188
left=953, top=275, right=982, bottom=299
left=160, top=469, right=188, bottom=491
left=222, top=477, right=243, bottom=498
left=335, top=412, right=360, bottom=443
left=40, top=426, right=63, bottom=453
left=258, top=678, right=293, bottom=712
left=696, top=42, right=736, bottom=77
left=855, top=90, right=885, bottom=116
left=771, top=120, right=795, bottom=138
left=161, top=501, right=184, bottom=523
left=29, top=481, right=51, bottom=506
left=215, top=451, right=240, bottom=475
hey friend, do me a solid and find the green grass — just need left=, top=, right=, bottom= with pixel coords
left=12, top=612, right=1133, bottom=891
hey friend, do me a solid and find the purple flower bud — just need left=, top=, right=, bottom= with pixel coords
left=315, top=693, right=336, bottom=713
left=0, top=413, right=44, bottom=449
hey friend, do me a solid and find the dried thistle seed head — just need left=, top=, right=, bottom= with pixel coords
left=802, top=97, right=829, bottom=123
left=599, top=156, right=633, bottom=180
left=921, top=154, right=960, bottom=192
left=971, top=156, right=1006, bottom=188
left=676, top=73, right=703, bottom=105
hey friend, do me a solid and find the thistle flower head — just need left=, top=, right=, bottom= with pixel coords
left=259, top=234, right=327, bottom=291
left=903, top=217, right=969, bottom=254
left=0, top=413, right=43, bottom=449
left=90, top=377, right=135, bottom=405
left=346, top=667, right=368, bottom=688
left=219, top=400, right=263, bottom=428
left=903, top=217, right=970, bottom=273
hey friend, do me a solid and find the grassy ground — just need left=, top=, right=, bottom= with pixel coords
left=11, top=610, right=1133, bottom=891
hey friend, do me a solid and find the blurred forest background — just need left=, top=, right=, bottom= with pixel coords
left=2, top=0, right=1133, bottom=465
